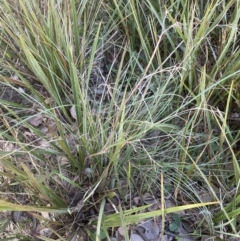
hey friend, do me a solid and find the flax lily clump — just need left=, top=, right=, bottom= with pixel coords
left=0, top=0, right=240, bottom=240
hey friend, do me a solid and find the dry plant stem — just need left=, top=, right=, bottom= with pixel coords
left=124, top=33, right=163, bottom=105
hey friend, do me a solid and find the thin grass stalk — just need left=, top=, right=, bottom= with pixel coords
left=100, top=202, right=217, bottom=228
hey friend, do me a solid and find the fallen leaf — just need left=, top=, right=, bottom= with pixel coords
left=70, top=105, right=77, bottom=119
left=18, top=87, right=25, bottom=93
left=39, top=227, right=52, bottom=237
left=104, top=203, right=115, bottom=214
left=38, top=139, right=51, bottom=148
left=41, top=212, right=50, bottom=219
left=130, top=234, right=144, bottom=241
left=12, top=211, right=22, bottom=223
left=143, top=193, right=159, bottom=211
left=138, top=220, right=160, bottom=240
left=118, top=227, right=124, bottom=237
left=178, top=222, right=196, bottom=241
left=165, top=199, right=175, bottom=209
left=133, top=196, right=141, bottom=206
left=58, top=155, right=69, bottom=166
left=84, top=167, right=93, bottom=176
left=41, top=126, right=48, bottom=133
left=0, top=141, right=15, bottom=152
left=11, top=74, right=19, bottom=80
left=69, top=199, right=84, bottom=214
left=110, top=238, right=117, bottom=241
left=29, top=114, right=43, bottom=127
left=230, top=112, right=239, bottom=118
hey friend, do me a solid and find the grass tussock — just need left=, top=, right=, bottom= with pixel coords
left=0, top=0, right=240, bottom=240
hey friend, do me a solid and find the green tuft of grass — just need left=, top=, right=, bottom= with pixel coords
left=1, top=0, right=240, bottom=240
